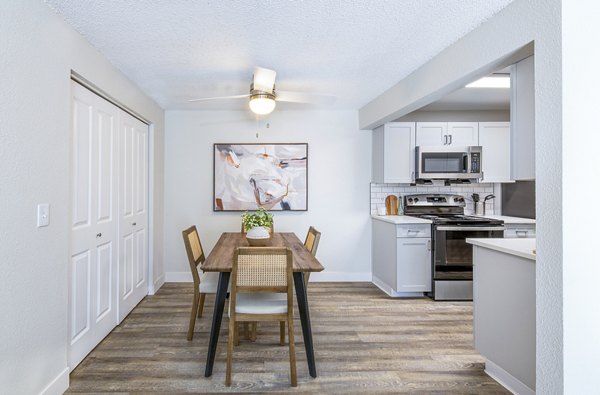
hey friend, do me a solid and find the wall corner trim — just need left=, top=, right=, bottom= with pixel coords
left=39, top=367, right=69, bottom=395
left=151, top=273, right=166, bottom=294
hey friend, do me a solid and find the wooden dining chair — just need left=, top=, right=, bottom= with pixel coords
left=182, top=225, right=221, bottom=341
left=303, top=226, right=322, bottom=288
left=226, top=247, right=297, bottom=387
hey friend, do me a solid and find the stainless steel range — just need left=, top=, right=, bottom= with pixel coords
left=404, top=194, right=504, bottom=301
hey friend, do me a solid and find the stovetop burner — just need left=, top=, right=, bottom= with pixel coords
left=403, top=194, right=503, bottom=226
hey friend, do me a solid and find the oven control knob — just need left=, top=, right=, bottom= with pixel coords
left=408, top=198, right=413, bottom=203
left=414, top=198, right=419, bottom=203
left=454, top=197, right=459, bottom=202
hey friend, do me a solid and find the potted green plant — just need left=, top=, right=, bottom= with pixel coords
left=241, top=208, right=274, bottom=246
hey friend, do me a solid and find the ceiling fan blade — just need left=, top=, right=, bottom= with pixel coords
left=253, top=67, right=277, bottom=93
left=188, top=94, right=249, bottom=103
left=276, top=90, right=336, bottom=105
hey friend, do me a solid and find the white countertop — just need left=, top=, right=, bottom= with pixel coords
left=480, top=215, right=536, bottom=224
left=372, top=214, right=534, bottom=225
left=371, top=215, right=432, bottom=225
left=466, top=237, right=536, bottom=261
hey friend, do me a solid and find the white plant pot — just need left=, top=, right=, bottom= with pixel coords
left=246, top=226, right=271, bottom=246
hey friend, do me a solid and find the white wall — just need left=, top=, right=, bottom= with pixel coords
left=0, top=2, right=164, bottom=393
left=562, top=2, right=600, bottom=392
left=164, top=110, right=371, bottom=282
left=359, top=0, right=567, bottom=392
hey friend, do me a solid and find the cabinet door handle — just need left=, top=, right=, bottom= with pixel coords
left=443, top=135, right=448, bottom=145
left=516, top=230, right=528, bottom=236
left=449, top=134, right=453, bottom=145
left=427, top=240, right=431, bottom=251
left=96, top=233, right=102, bottom=238
left=132, top=222, right=137, bottom=226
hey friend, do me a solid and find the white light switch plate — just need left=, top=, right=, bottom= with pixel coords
left=37, top=203, right=50, bottom=227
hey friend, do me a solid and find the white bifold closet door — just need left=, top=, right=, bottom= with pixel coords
left=118, top=109, right=148, bottom=322
left=69, top=81, right=148, bottom=370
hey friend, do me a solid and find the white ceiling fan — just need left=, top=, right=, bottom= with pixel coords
left=188, top=66, right=335, bottom=115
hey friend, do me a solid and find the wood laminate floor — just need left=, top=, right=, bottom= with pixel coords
left=67, top=282, right=509, bottom=394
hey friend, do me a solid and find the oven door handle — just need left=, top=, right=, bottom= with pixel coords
left=436, top=226, right=505, bottom=231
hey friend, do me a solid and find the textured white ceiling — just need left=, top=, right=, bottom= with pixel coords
left=45, top=0, right=514, bottom=111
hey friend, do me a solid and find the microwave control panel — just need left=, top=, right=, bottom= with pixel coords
left=470, top=152, right=481, bottom=173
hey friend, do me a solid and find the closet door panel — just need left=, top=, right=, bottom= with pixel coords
left=69, top=82, right=119, bottom=370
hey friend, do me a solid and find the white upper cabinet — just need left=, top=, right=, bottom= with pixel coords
left=372, top=122, right=416, bottom=183
left=416, top=122, right=478, bottom=146
left=416, top=122, right=446, bottom=146
left=479, top=122, right=512, bottom=183
left=447, top=122, right=479, bottom=146
left=510, top=55, right=535, bottom=180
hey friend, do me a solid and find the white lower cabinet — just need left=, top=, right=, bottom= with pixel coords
left=372, top=220, right=431, bottom=297
left=396, top=237, right=431, bottom=292
left=504, top=223, right=536, bottom=238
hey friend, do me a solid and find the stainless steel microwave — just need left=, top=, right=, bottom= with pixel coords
left=415, top=146, right=482, bottom=180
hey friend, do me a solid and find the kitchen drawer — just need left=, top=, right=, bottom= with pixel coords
left=504, top=225, right=536, bottom=238
left=396, top=224, right=431, bottom=238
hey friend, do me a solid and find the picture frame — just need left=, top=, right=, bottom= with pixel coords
left=213, top=143, right=308, bottom=211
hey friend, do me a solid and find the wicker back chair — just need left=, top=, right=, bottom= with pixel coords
left=303, top=226, right=322, bottom=288
left=182, top=225, right=220, bottom=340
left=226, top=247, right=297, bottom=387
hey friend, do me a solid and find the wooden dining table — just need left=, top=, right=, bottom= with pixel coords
left=201, top=232, right=324, bottom=378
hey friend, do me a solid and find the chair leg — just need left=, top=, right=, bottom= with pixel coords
left=187, top=291, right=200, bottom=341
left=226, top=315, right=235, bottom=387
left=287, top=318, right=297, bottom=387
left=251, top=322, right=257, bottom=342
left=243, top=322, right=250, bottom=339
left=235, top=323, right=240, bottom=346
left=279, top=321, right=285, bottom=345
left=197, top=293, right=206, bottom=318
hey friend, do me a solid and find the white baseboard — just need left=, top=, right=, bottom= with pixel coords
left=39, top=367, right=69, bottom=395
left=165, top=271, right=193, bottom=282
left=150, top=272, right=165, bottom=294
left=372, top=275, right=426, bottom=297
left=164, top=271, right=372, bottom=283
left=485, top=359, right=535, bottom=395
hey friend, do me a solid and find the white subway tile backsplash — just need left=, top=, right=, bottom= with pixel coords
left=370, top=182, right=499, bottom=215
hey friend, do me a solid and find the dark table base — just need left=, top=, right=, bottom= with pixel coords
left=204, top=271, right=317, bottom=378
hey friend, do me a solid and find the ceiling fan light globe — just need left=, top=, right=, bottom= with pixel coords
left=249, top=96, right=276, bottom=115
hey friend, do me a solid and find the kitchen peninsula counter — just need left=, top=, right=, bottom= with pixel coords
left=466, top=237, right=536, bottom=395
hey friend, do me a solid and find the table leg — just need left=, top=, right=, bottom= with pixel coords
left=294, top=272, right=317, bottom=378
left=204, top=272, right=230, bottom=377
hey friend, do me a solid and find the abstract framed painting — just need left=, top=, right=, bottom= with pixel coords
left=213, top=143, right=308, bottom=211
